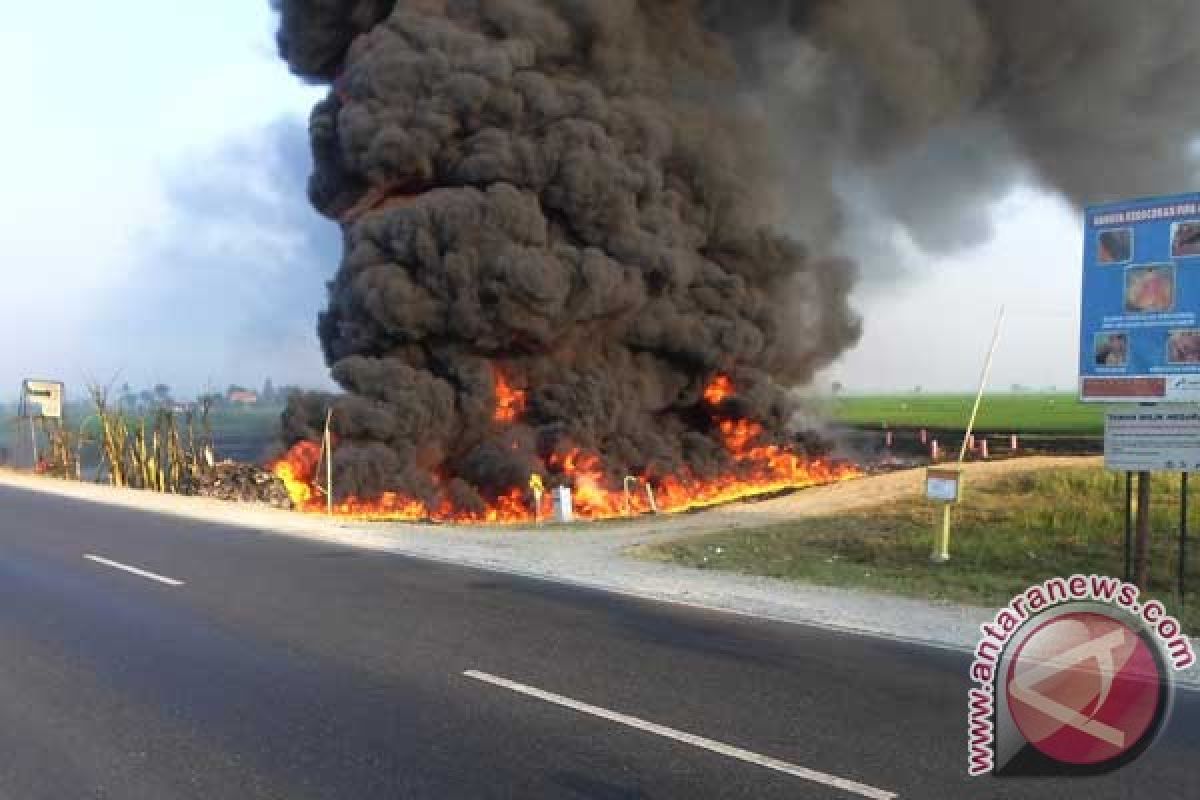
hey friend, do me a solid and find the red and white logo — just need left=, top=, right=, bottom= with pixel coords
left=968, top=578, right=1191, bottom=777
left=1005, top=611, right=1164, bottom=767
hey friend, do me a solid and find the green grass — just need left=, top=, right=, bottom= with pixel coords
left=643, top=468, right=1199, bottom=631
left=202, top=407, right=285, bottom=436
left=832, top=393, right=1104, bottom=434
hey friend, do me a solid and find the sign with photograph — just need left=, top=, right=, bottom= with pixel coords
left=19, top=379, right=64, bottom=420
left=1104, top=405, right=1200, bottom=471
left=1079, top=191, right=1200, bottom=402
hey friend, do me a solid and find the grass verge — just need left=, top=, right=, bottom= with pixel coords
left=642, top=468, right=1199, bottom=631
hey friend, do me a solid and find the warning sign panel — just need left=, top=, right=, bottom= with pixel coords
left=1104, top=405, right=1200, bottom=471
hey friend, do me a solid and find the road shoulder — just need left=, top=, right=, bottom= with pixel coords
left=3, top=460, right=1195, bottom=688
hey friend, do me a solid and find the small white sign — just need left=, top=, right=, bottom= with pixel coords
left=926, top=468, right=961, bottom=503
left=1105, top=404, right=1200, bottom=471
left=20, top=379, right=63, bottom=420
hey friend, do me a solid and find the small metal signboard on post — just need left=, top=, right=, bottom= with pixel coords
left=926, top=467, right=963, bottom=504
left=19, top=380, right=63, bottom=420
left=928, top=467, right=963, bottom=564
left=16, top=379, right=64, bottom=468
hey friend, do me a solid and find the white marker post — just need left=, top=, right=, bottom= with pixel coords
left=645, top=483, right=659, bottom=514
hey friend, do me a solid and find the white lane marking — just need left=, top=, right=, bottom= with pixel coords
left=84, top=555, right=184, bottom=587
left=464, top=670, right=897, bottom=800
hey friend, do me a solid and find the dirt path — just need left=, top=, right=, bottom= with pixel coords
left=718, top=455, right=1102, bottom=521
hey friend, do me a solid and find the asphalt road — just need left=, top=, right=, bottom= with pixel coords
left=0, top=484, right=1195, bottom=799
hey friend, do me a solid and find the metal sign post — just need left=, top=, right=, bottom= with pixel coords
left=1181, top=472, right=1190, bottom=606
left=1124, top=472, right=1134, bottom=583
left=17, top=379, right=64, bottom=469
left=1104, top=405, right=1200, bottom=587
left=927, top=467, right=963, bottom=563
left=1135, top=471, right=1152, bottom=589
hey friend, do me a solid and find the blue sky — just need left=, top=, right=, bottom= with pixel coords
left=0, top=2, right=1084, bottom=399
left=0, top=2, right=329, bottom=397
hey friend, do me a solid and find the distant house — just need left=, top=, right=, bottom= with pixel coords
left=227, top=390, right=259, bottom=406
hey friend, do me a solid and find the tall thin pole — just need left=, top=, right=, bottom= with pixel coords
left=1181, top=472, right=1189, bottom=605
left=959, top=306, right=1007, bottom=464
left=1125, top=472, right=1134, bottom=583
left=29, top=416, right=39, bottom=468
left=931, top=306, right=1006, bottom=565
left=324, top=408, right=334, bottom=517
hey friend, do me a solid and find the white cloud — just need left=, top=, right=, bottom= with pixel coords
left=826, top=188, right=1082, bottom=393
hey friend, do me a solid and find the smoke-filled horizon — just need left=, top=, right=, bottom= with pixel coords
left=272, top=0, right=1200, bottom=507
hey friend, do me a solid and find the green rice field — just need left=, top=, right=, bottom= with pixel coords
left=832, top=393, right=1104, bottom=434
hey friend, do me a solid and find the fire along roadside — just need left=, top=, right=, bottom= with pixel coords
left=966, top=574, right=1195, bottom=777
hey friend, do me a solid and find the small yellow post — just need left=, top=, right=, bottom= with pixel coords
left=926, top=466, right=962, bottom=563
left=933, top=504, right=952, bottom=564
left=529, top=474, right=545, bottom=524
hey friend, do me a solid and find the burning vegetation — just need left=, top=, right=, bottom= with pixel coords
left=273, top=373, right=857, bottom=522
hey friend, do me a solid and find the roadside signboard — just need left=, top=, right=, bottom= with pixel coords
left=19, top=379, right=63, bottom=420
left=1104, top=405, right=1200, bottom=471
left=1079, top=191, right=1200, bottom=402
left=926, top=467, right=962, bottom=503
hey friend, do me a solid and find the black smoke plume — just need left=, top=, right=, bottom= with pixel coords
left=273, top=1, right=1200, bottom=508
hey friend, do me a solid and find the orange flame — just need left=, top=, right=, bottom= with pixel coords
left=270, top=372, right=859, bottom=523
left=273, top=439, right=321, bottom=508
left=704, top=374, right=735, bottom=406
left=493, top=370, right=527, bottom=423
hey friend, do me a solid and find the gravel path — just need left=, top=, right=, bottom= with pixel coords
left=3, top=457, right=1195, bottom=685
